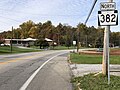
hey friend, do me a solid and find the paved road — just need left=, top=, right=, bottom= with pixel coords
left=0, top=50, right=72, bottom=90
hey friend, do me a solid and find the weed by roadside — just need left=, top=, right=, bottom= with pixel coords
left=71, top=73, right=120, bottom=90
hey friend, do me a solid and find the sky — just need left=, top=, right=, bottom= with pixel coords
left=0, top=0, right=119, bottom=32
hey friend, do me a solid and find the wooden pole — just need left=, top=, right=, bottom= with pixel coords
left=10, top=26, right=13, bottom=53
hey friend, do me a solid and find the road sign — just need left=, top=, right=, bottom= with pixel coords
left=73, top=41, right=76, bottom=45
left=100, top=2, right=116, bottom=11
left=98, top=10, right=118, bottom=26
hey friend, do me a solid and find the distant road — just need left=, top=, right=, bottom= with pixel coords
left=0, top=50, right=72, bottom=90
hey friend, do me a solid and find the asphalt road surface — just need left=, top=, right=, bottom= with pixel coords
left=0, top=50, right=72, bottom=90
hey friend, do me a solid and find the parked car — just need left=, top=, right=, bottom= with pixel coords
left=96, top=48, right=103, bottom=52
left=0, top=44, right=5, bottom=46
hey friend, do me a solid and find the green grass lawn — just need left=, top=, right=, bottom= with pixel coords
left=53, top=45, right=85, bottom=50
left=30, top=45, right=86, bottom=50
left=71, top=73, right=120, bottom=90
left=30, top=45, right=78, bottom=50
left=111, top=48, right=120, bottom=50
left=53, top=46, right=75, bottom=50
left=0, top=46, right=41, bottom=54
left=70, top=53, right=120, bottom=64
left=30, top=46, right=40, bottom=49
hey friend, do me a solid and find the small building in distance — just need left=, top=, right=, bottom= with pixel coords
left=4, top=38, right=54, bottom=47
left=4, top=38, right=37, bottom=47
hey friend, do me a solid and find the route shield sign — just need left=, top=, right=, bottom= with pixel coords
left=98, top=10, right=118, bottom=26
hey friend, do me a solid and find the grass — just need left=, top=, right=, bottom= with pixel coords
left=30, top=46, right=40, bottom=49
left=30, top=45, right=86, bottom=50
left=0, top=46, right=41, bottom=54
left=70, top=53, right=120, bottom=64
left=71, top=73, right=120, bottom=90
left=53, top=45, right=85, bottom=50
left=111, top=48, right=120, bottom=50
left=53, top=46, right=75, bottom=50
left=30, top=45, right=79, bottom=50
left=70, top=53, right=102, bottom=64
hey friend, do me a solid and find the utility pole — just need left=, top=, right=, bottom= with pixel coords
left=10, top=26, right=13, bottom=53
left=77, top=29, right=80, bottom=52
left=86, top=35, right=88, bottom=47
left=57, top=33, right=60, bottom=46
left=102, top=26, right=110, bottom=75
left=17, top=30, right=18, bottom=45
left=102, top=0, right=113, bottom=85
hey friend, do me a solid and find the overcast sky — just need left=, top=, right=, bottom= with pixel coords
left=0, top=0, right=119, bottom=32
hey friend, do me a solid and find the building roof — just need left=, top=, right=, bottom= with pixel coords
left=4, top=38, right=52, bottom=42
left=24, top=38, right=36, bottom=41
left=45, top=38, right=53, bottom=42
left=5, top=38, right=37, bottom=41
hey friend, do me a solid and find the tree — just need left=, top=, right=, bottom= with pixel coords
left=110, top=32, right=120, bottom=47
left=95, top=27, right=104, bottom=48
left=13, top=28, right=21, bottom=39
left=0, top=35, right=4, bottom=44
left=0, top=20, right=119, bottom=48
left=62, top=24, right=73, bottom=48
left=77, top=23, right=87, bottom=47
left=19, top=20, right=35, bottom=38
left=55, top=23, right=63, bottom=45
left=28, top=25, right=39, bottom=38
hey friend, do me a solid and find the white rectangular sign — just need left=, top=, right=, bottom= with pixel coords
left=100, top=2, right=116, bottom=11
left=98, top=10, right=118, bottom=26
left=73, top=41, right=76, bottom=45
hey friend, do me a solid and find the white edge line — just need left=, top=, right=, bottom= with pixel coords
left=19, top=52, right=68, bottom=90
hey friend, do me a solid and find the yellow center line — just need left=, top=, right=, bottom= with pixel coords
left=0, top=53, right=42, bottom=65
left=0, top=62, right=8, bottom=65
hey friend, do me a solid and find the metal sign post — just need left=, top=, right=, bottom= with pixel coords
left=107, top=0, right=113, bottom=85
left=73, top=41, right=76, bottom=52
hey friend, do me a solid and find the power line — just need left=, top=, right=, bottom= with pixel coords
left=85, top=0, right=98, bottom=24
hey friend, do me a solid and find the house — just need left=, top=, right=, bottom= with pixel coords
left=4, top=38, right=55, bottom=47
left=4, top=38, right=37, bottom=46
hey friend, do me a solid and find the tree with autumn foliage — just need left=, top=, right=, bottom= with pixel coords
left=0, top=20, right=119, bottom=48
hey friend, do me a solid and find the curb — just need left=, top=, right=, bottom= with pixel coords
left=67, top=54, right=82, bottom=90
